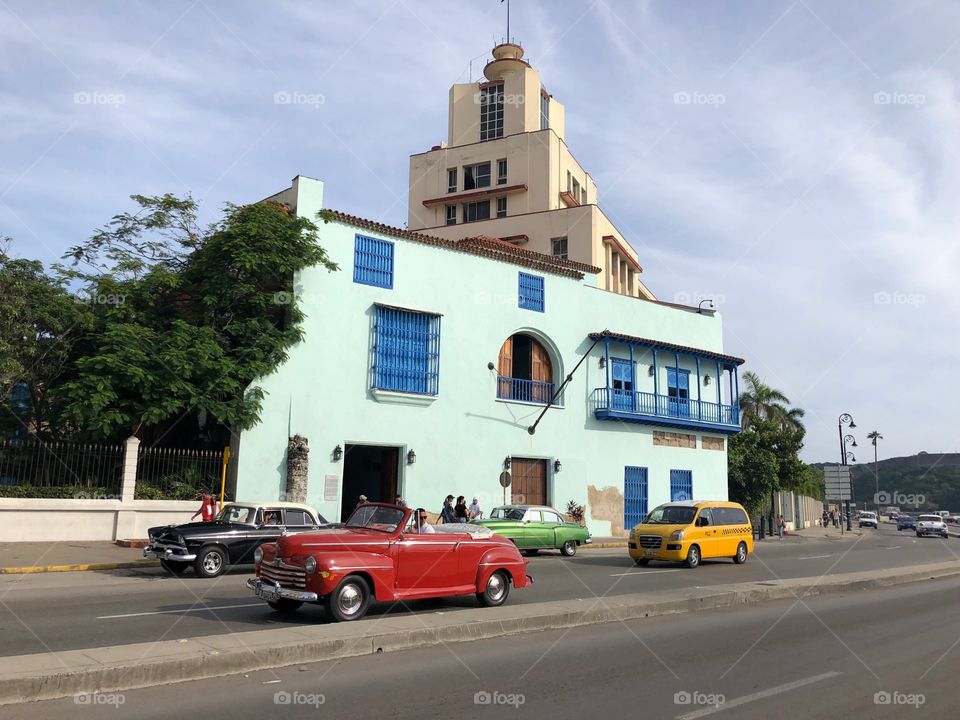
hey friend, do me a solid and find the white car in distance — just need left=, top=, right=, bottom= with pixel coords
left=858, top=511, right=878, bottom=529
left=916, top=514, right=949, bottom=539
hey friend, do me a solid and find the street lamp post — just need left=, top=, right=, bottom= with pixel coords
left=838, top=413, right=857, bottom=531
left=868, top=431, right=883, bottom=513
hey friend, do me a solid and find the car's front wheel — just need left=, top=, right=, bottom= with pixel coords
left=268, top=599, right=303, bottom=614
left=685, top=544, right=701, bottom=569
left=560, top=540, right=578, bottom=557
left=477, top=570, right=511, bottom=607
left=325, top=575, right=370, bottom=622
left=194, top=546, right=228, bottom=578
left=160, top=559, right=189, bottom=575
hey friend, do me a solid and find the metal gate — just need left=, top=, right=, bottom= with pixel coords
left=624, top=466, right=648, bottom=529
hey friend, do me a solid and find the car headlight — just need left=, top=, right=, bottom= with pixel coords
left=669, top=530, right=685, bottom=541
left=629, top=528, right=637, bottom=540
left=254, top=547, right=263, bottom=565
left=304, top=557, right=317, bottom=575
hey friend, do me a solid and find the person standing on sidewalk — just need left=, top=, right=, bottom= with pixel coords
left=777, top=514, right=785, bottom=540
left=439, top=495, right=456, bottom=524
left=191, top=493, right=217, bottom=522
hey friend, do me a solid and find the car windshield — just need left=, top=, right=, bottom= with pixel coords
left=919, top=515, right=941, bottom=522
left=345, top=505, right=405, bottom=532
left=490, top=507, right=525, bottom=521
left=215, top=505, right=255, bottom=524
left=644, top=505, right=698, bottom=525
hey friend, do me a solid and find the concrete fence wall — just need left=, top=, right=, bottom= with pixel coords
left=775, top=491, right=823, bottom=531
left=0, top=498, right=198, bottom=542
left=0, top=437, right=210, bottom=542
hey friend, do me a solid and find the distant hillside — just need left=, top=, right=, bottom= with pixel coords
left=812, top=453, right=960, bottom=510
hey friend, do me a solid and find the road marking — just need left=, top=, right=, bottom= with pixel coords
left=609, top=569, right=684, bottom=577
left=886, top=546, right=901, bottom=550
left=796, top=554, right=832, bottom=560
left=675, top=671, right=841, bottom=719
left=97, top=602, right=264, bottom=619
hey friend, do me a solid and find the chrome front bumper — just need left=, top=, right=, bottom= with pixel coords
left=247, top=577, right=319, bottom=603
left=144, top=544, right=197, bottom=562
left=584, top=537, right=593, bottom=544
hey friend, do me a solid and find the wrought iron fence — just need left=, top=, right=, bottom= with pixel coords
left=135, top=446, right=224, bottom=500
left=0, top=440, right=123, bottom=498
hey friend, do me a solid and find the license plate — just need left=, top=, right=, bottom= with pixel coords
left=644, top=549, right=658, bottom=557
left=254, top=581, right=280, bottom=602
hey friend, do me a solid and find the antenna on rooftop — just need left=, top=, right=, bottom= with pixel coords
left=500, top=0, right=511, bottom=44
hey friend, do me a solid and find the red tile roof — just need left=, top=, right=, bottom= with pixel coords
left=588, top=330, right=745, bottom=365
left=324, top=210, right=601, bottom=279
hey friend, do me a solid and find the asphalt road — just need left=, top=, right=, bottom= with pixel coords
left=6, top=570, right=960, bottom=719
left=0, top=523, right=955, bottom=657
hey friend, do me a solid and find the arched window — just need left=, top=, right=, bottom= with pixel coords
left=497, top=333, right=554, bottom=404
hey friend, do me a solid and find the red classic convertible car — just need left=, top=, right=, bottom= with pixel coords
left=247, top=503, right=533, bottom=621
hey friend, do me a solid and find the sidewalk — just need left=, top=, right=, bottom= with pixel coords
left=0, top=542, right=158, bottom=574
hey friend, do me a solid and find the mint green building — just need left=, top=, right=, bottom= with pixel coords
left=234, top=44, right=743, bottom=535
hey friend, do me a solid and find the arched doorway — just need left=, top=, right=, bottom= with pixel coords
left=497, top=333, right=554, bottom=403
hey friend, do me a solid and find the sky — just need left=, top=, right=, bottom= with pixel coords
left=2, top=0, right=959, bottom=464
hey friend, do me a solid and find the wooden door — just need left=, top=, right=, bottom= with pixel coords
left=512, top=458, right=547, bottom=506
left=530, top=340, right=553, bottom=403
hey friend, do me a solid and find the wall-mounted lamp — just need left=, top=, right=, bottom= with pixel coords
left=332, top=445, right=343, bottom=462
left=554, top=459, right=562, bottom=473
left=704, top=374, right=712, bottom=386
left=487, top=361, right=495, bottom=371
left=503, top=456, right=512, bottom=470
left=697, top=299, right=715, bottom=313
left=648, top=365, right=655, bottom=377
left=407, top=449, right=417, bottom=465
left=598, top=356, right=606, bottom=369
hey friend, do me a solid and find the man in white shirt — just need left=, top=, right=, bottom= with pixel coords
left=415, top=508, right=435, bottom=534
left=469, top=497, right=483, bottom=520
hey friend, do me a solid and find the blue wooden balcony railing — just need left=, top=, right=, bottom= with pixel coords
left=591, top=387, right=739, bottom=429
left=497, top=376, right=559, bottom=405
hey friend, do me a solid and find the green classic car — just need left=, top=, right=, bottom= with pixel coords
left=473, top=505, right=592, bottom=556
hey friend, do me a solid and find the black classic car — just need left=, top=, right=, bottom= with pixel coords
left=144, top=501, right=335, bottom=577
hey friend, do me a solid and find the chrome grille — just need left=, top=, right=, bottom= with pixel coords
left=259, top=561, right=306, bottom=588
left=637, top=535, right=663, bottom=549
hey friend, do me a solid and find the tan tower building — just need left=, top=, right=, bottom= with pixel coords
left=407, top=43, right=653, bottom=299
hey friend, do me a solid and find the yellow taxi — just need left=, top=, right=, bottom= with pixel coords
left=628, top=501, right=754, bottom=568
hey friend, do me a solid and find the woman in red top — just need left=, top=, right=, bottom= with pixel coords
left=192, top=493, right=217, bottom=522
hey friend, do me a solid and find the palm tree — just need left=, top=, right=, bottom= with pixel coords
left=738, top=372, right=802, bottom=431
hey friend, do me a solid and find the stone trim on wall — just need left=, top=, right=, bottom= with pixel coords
left=702, top=436, right=726, bottom=451
left=652, top=431, right=696, bottom=449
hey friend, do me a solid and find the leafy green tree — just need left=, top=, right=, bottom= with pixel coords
left=728, top=429, right=779, bottom=517
left=56, top=194, right=337, bottom=442
left=0, top=243, right=92, bottom=438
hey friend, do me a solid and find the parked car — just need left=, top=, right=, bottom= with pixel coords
left=144, top=501, right=334, bottom=577
left=916, top=514, right=949, bottom=539
left=248, top=503, right=533, bottom=620
left=858, top=511, right=878, bottom=529
left=628, top=501, right=754, bottom=568
left=472, top=504, right=592, bottom=556
left=896, top=515, right=917, bottom=531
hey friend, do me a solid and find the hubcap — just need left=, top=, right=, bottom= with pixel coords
left=203, top=552, right=222, bottom=573
left=338, top=583, right=362, bottom=615
left=487, top=573, right=505, bottom=601
left=738, top=546, right=746, bottom=560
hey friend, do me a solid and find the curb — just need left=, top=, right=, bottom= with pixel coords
left=1, top=560, right=958, bottom=704
left=0, top=560, right=159, bottom=575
